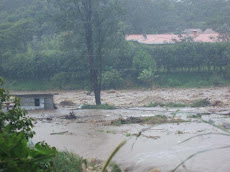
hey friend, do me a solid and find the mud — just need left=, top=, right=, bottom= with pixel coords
left=14, top=88, right=230, bottom=172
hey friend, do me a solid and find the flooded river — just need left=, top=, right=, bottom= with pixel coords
left=13, top=88, right=230, bottom=172
left=30, top=107, right=230, bottom=172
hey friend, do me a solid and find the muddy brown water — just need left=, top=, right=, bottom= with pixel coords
left=14, top=88, right=230, bottom=172
left=12, top=87, right=230, bottom=108
left=30, top=107, right=230, bottom=172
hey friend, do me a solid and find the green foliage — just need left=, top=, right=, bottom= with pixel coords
left=0, top=78, right=57, bottom=172
left=51, top=152, right=85, bottom=172
left=1, top=0, right=230, bottom=90
left=0, top=131, right=57, bottom=172
left=137, top=68, right=155, bottom=84
left=82, top=104, right=117, bottom=110
left=110, top=163, right=122, bottom=172
left=133, top=50, right=155, bottom=72
left=125, top=133, right=132, bottom=137
left=102, top=68, right=122, bottom=89
left=113, top=120, right=122, bottom=126
left=125, top=0, right=230, bottom=34
left=51, top=72, right=90, bottom=90
left=142, top=115, right=186, bottom=124
left=133, top=49, right=156, bottom=85
left=0, top=80, right=34, bottom=139
left=224, top=65, right=230, bottom=79
left=3, top=80, right=56, bottom=91
left=146, top=99, right=211, bottom=108
left=0, top=77, right=9, bottom=110
left=154, top=72, right=230, bottom=88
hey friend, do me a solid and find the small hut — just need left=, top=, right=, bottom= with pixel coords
left=12, top=93, right=58, bottom=110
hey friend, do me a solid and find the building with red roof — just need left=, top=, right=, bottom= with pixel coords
left=125, top=29, right=220, bottom=44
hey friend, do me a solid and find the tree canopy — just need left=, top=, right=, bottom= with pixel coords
left=0, top=0, right=230, bottom=92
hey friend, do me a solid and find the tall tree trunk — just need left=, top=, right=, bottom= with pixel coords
left=83, top=0, right=101, bottom=105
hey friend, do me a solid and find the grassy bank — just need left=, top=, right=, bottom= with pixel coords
left=3, top=72, right=230, bottom=91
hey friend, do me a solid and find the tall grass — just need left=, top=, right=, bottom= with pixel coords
left=51, top=152, right=85, bottom=172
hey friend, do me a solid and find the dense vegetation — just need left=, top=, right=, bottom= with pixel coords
left=0, top=0, right=230, bottom=91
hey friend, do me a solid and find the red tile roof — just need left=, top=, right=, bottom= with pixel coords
left=125, top=33, right=219, bottom=44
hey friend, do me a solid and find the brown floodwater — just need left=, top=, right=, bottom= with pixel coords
left=15, top=88, right=230, bottom=171
left=31, top=107, right=230, bottom=172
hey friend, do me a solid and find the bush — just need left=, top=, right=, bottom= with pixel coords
left=0, top=131, right=57, bottom=172
left=102, top=69, right=122, bottom=89
left=132, top=49, right=156, bottom=72
left=137, top=68, right=155, bottom=86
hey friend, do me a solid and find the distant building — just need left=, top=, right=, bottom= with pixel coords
left=125, top=29, right=220, bottom=45
left=12, top=93, right=58, bottom=110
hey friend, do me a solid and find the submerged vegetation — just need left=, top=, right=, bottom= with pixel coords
left=82, top=104, right=117, bottom=110
left=146, top=99, right=211, bottom=108
left=112, top=115, right=186, bottom=126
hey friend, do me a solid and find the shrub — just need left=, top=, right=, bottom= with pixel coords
left=137, top=68, right=155, bottom=86
left=102, top=68, right=122, bottom=89
left=0, top=131, right=57, bottom=172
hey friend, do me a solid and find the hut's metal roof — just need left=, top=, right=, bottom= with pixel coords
left=11, top=93, right=59, bottom=97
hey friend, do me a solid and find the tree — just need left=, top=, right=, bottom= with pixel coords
left=50, top=0, right=123, bottom=105
left=132, top=49, right=156, bottom=85
left=216, top=24, right=230, bottom=42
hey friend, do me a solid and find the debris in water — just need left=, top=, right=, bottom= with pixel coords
left=50, top=131, right=68, bottom=135
left=46, top=117, right=53, bottom=121
left=141, top=134, right=160, bottom=139
left=59, top=100, right=76, bottom=107
left=65, top=111, right=78, bottom=119
left=77, top=104, right=84, bottom=109
left=120, top=117, right=142, bottom=124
